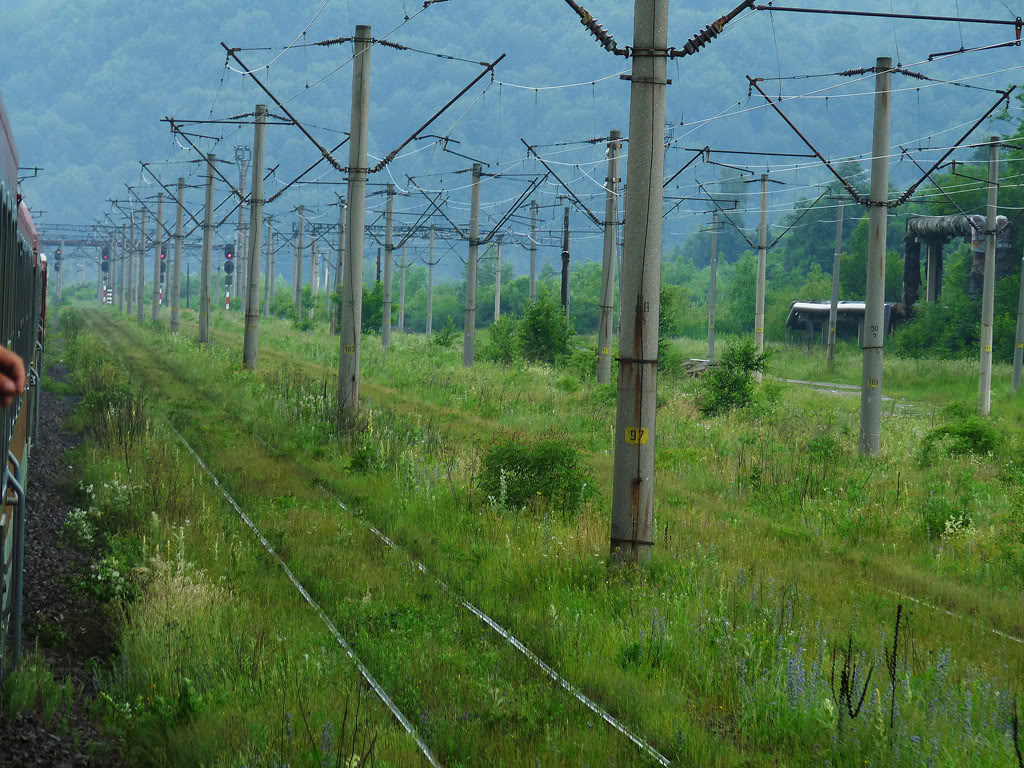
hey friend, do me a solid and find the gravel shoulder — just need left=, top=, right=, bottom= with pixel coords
left=0, top=360, right=113, bottom=767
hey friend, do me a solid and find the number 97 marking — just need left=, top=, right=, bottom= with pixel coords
left=625, top=427, right=649, bottom=445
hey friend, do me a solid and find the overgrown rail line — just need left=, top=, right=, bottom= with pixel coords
left=173, top=428, right=443, bottom=767
left=85, top=310, right=669, bottom=766
left=89, top=312, right=450, bottom=764
left=95, top=309, right=1024, bottom=654
left=335, top=500, right=672, bottom=767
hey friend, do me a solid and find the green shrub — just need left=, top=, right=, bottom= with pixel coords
left=482, top=314, right=520, bottom=365
left=561, top=346, right=596, bottom=381
left=519, top=293, right=571, bottom=364
left=1, top=651, right=73, bottom=719
left=361, top=282, right=384, bottom=333
left=270, top=284, right=297, bottom=319
left=478, top=438, right=595, bottom=518
left=588, top=381, right=617, bottom=407
left=918, top=403, right=1002, bottom=463
left=658, top=284, right=683, bottom=373
left=555, top=374, right=579, bottom=393
left=432, top=317, right=458, bottom=348
left=349, top=439, right=380, bottom=473
left=921, top=493, right=973, bottom=539
left=697, top=340, right=771, bottom=417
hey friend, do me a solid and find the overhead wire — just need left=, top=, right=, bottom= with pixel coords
left=190, top=6, right=1022, bottom=252
left=224, top=0, right=332, bottom=75
left=279, top=5, right=433, bottom=106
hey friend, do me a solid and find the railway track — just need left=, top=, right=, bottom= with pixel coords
left=89, top=312, right=442, bottom=765
left=85, top=309, right=1024, bottom=766
left=335, top=499, right=671, bottom=766
left=85, top=310, right=668, bottom=766
left=174, top=428, right=443, bottom=766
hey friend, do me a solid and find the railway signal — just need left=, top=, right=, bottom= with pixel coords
left=101, top=246, right=110, bottom=273
left=224, top=244, right=234, bottom=309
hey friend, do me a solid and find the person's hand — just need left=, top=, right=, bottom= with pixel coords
left=0, top=347, right=26, bottom=409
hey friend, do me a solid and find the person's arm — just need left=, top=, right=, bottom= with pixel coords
left=0, top=347, right=26, bottom=408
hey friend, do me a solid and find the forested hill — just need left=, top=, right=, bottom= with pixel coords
left=4, top=0, right=1022, bottom=283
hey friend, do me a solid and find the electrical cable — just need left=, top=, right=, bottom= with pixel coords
left=495, top=69, right=629, bottom=91
left=278, top=5, right=432, bottom=106
left=224, top=0, right=332, bottom=75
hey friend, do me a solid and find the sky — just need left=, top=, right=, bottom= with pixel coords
left=3, top=0, right=1023, bottom=281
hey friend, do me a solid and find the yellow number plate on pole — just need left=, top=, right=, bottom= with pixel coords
left=625, top=427, right=649, bottom=445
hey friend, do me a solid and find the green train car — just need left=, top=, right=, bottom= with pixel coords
left=0, top=89, right=48, bottom=685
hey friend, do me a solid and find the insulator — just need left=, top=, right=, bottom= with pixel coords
left=680, top=23, right=718, bottom=56
left=678, top=17, right=727, bottom=57
left=585, top=19, right=616, bottom=52
left=315, top=36, right=352, bottom=48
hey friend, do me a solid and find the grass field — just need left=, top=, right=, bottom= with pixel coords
left=36, top=301, right=1024, bottom=766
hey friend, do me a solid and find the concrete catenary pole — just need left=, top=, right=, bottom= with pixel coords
left=152, top=192, right=163, bottom=321
left=126, top=220, right=134, bottom=314
left=268, top=225, right=276, bottom=314
left=827, top=199, right=844, bottom=369
left=114, top=233, right=120, bottom=304
left=56, top=239, right=64, bottom=304
left=110, top=233, right=117, bottom=306
left=399, top=243, right=407, bottom=332
left=463, top=163, right=482, bottom=367
left=618, top=220, right=625, bottom=334
left=597, top=129, right=621, bottom=382
left=755, top=174, right=768, bottom=378
left=1013, top=254, right=1024, bottom=392
left=708, top=210, right=719, bottom=361
left=199, top=153, right=216, bottom=344
left=494, top=237, right=502, bottom=321
left=382, top=183, right=395, bottom=346
left=859, top=57, right=892, bottom=456
left=529, top=199, right=538, bottom=303
left=324, top=247, right=331, bottom=315
left=111, top=234, right=117, bottom=303
left=293, top=205, right=305, bottom=316
left=312, top=243, right=320, bottom=302
left=118, top=227, right=127, bottom=312
left=331, top=200, right=345, bottom=334
left=171, top=178, right=184, bottom=332
left=117, top=227, right=124, bottom=304
left=979, top=137, right=1000, bottom=415
left=610, top=0, right=668, bottom=565
left=339, top=24, right=371, bottom=411
left=426, top=224, right=435, bottom=336
left=136, top=207, right=147, bottom=324
left=96, top=241, right=104, bottom=303
left=309, top=237, right=318, bottom=320
left=263, top=215, right=273, bottom=318
left=561, top=206, right=571, bottom=317
left=56, top=251, right=63, bottom=303
left=236, top=146, right=250, bottom=315
left=243, top=104, right=268, bottom=369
